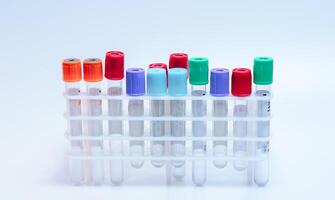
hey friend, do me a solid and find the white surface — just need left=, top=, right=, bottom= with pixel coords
left=1, top=0, right=335, bottom=199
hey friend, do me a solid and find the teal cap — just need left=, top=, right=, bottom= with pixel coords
left=189, top=57, right=209, bottom=85
left=168, top=68, right=187, bottom=96
left=253, top=57, right=273, bottom=85
left=147, top=68, right=167, bottom=96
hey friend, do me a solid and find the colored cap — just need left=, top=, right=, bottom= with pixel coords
left=126, top=68, right=145, bottom=96
left=253, top=57, right=273, bottom=85
left=147, top=68, right=167, bottom=96
left=105, top=51, right=124, bottom=80
left=189, top=57, right=209, bottom=85
left=232, top=68, right=252, bottom=97
left=168, top=68, right=187, bottom=96
left=210, top=68, right=230, bottom=96
left=62, top=58, right=82, bottom=82
left=149, top=63, right=168, bottom=80
left=83, top=58, right=103, bottom=82
left=169, top=53, right=188, bottom=69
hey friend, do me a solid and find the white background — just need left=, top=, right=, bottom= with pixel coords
left=0, top=0, right=335, bottom=199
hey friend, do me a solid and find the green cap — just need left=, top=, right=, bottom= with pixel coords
left=253, top=57, right=273, bottom=85
left=189, top=57, right=209, bottom=85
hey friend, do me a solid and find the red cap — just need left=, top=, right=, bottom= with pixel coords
left=149, top=63, right=167, bottom=75
left=169, top=53, right=188, bottom=69
left=105, top=51, right=124, bottom=80
left=83, top=58, right=103, bottom=82
left=149, top=63, right=168, bottom=86
left=232, top=68, right=252, bottom=97
left=62, top=58, right=82, bottom=82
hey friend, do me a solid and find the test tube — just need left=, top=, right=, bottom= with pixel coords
left=231, top=68, right=252, bottom=171
left=62, top=58, right=84, bottom=184
left=168, top=68, right=187, bottom=178
left=83, top=58, right=104, bottom=184
left=253, top=57, right=273, bottom=186
left=126, top=68, right=145, bottom=168
left=105, top=51, right=125, bottom=184
left=189, top=57, right=209, bottom=186
left=147, top=68, right=167, bottom=167
left=210, top=68, right=229, bottom=168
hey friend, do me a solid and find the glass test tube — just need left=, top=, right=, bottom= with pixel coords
left=210, top=68, right=230, bottom=168
left=147, top=68, right=167, bottom=167
left=231, top=68, right=252, bottom=171
left=126, top=68, right=146, bottom=168
left=105, top=51, right=125, bottom=184
left=253, top=57, right=273, bottom=186
left=107, top=80, right=123, bottom=184
left=254, top=85, right=270, bottom=185
left=63, top=58, right=84, bottom=184
left=191, top=85, right=207, bottom=185
left=233, top=99, right=248, bottom=170
left=83, top=58, right=104, bottom=184
left=150, top=99, right=165, bottom=167
left=189, top=57, right=209, bottom=186
left=168, top=68, right=188, bottom=178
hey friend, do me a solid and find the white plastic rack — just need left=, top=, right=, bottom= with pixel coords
left=64, top=92, right=272, bottom=186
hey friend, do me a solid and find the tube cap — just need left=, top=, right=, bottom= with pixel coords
left=149, top=63, right=168, bottom=77
left=210, top=68, right=229, bottom=96
left=169, top=53, right=188, bottom=69
left=147, top=68, right=167, bottom=96
left=232, top=68, right=252, bottom=97
left=105, top=51, right=124, bottom=80
left=126, top=68, right=145, bottom=96
left=83, top=58, right=103, bottom=82
left=253, top=57, right=273, bottom=85
left=62, top=58, right=82, bottom=82
left=168, top=68, right=187, bottom=96
left=189, top=57, right=208, bottom=85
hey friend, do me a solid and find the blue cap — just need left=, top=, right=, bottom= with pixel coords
left=147, top=68, right=167, bottom=96
left=210, top=68, right=229, bottom=96
left=126, top=68, right=145, bottom=96
left=168, top=68, right=187, bottom=96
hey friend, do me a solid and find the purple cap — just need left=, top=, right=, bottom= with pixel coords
left=126, top=68, right=145, bottom=96
left=210, top=68, right=230, bottom=96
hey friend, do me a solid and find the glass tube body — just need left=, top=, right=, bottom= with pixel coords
left=191, top=85, right=207, bottom=186
left=170, top=99, right=186, bottom=178
left=212, top=99, right=228, bottom=168
left=150, top=99, right=165, bottom=167
left=66, top=82, right=84, bottom=184
left=254, top=85, right=271, bottom=186
left=128, top=98, right=144, bottom=168
left=233, top=99, right=248, bottom=171
left=107, top=80, right=123, bottom=184
left=86, top=82, right=104, bottom=184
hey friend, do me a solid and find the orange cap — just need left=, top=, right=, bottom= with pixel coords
left=83, top=58, right=103, bottom=82
left=62, top=58, right=82, bottom=82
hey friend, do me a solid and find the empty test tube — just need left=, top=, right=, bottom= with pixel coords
left=62, top=58, right=84, bottom=184
left=126, top=68, right=146, bottom=168
left=253, top=57, right=273, bottom=186
left=168, top=68, right=187, bottom=178
left=105, top=51, right=125, bottom=184
left=189, top=57, right=209, bottom=186
left=231, top=68, right=252, bottom=171
left=83, top=58, right=104, bottom=184
left=210, top=68, right=230, bottom=168
left=147, top=68, right=167, bottom=167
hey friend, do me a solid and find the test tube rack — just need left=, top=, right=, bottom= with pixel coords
left=64, top=92, right=272, bottom=186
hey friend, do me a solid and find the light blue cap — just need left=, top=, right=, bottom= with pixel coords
left=147, top=68, right=167, bottom=96
left=168, top=68, right=187, bottom=96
